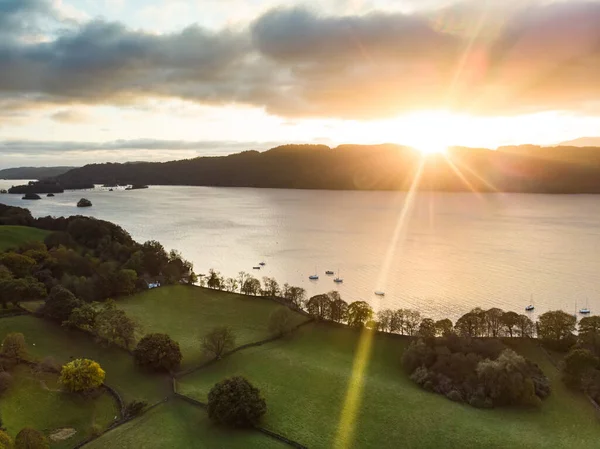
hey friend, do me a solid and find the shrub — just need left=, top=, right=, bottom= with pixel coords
left=124, top=400, right=148, bottom=419
left=208, top=376, right=266, bottom=427
left=60, top=359, right=105, bottom=393
left=15, top=428, right=49, bottom=449
left=0, top=372, right=12, bottom=396
left=0, top=430, right=12, bottom=449
left=562, top=349, right=599, bottom=388
left=134, top=333, right=182, bottom=372
left=202, top=327, right=236, bottom=360
left=1, top=332, right=27, bottom=360
left=446, top=390, right=463, bottom=402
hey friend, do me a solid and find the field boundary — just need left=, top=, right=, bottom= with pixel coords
left=175, top=318, right=314, bottom=378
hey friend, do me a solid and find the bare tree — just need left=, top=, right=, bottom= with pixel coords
left=202, top=327, right=236, bottom=360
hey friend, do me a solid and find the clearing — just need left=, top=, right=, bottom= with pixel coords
left=177, top=323, right=600, bottom=449
left=117, top=285, right=308, bottom=368
left=0, top=225, right=50, bottom=251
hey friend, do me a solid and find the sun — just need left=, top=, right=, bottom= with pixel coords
left=416, top=142, right=448, bottom=155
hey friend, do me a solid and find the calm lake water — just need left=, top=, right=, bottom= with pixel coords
left=1, top=180, right=599, bottom=320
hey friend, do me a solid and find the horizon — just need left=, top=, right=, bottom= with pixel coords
left=2, top=0, right=600, bottom=166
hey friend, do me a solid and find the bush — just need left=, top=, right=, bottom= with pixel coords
left=446, top=390, right=463, bottom=402
left=0, top=430, right=12, bottom=449
left=124, top=400, right=148, bottom=419
left=1, top=332, right=27, bottom=361
left=0, top=372, right=12, bottom=396
left=60, top=358, right=105, bottom=393
left=207, top=376, right=266, bottom=427
left=134, top=333, right=182, bottom=372
left=562, top=348, right=599, bottom=388
left=15, top=428, right=49, bottom=449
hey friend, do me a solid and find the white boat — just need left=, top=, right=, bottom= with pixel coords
left=375, top=291, right=385, bottom=296
left=325, top=270, right=334, bottom=275
left=333, top=269, right=343, bottom=283
left=309, top=274, right=319, bottom=280
left=579, top=298, right=591, bottom=314
left=525, top=294, right=534, bottom=311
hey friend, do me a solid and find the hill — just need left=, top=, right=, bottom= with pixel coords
left=56, top=143, right=600, bottom=193
left=0, top=225, right=50, bottom=251
left=0, top=166, right=76, bottom=180
left=559, top=137, right=600, bottom=147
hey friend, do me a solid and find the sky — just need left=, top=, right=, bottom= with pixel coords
left=2, top=0, right=600, bottom=167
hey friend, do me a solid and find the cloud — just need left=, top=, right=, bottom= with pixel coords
left=1, top=1, right=600, bottom=119
left=49, top=109, right=90, bottom=123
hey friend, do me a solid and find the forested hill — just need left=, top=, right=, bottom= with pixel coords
left=0, top=166, right=77, bottom=180
left=57, top=144, right=600, bottom=193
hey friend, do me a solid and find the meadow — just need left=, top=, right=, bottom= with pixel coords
left=0, top=225, right=50, bottom=251
left=117, top=285, right=308, bottom=368
left=178, top=323, right=600, bottom=449
left=85, top=399, right=289, bottom=449
left=2, top=365, right=116, bottom=449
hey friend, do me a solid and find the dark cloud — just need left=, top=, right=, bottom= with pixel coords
left=1, top=1, right=600, bottom=118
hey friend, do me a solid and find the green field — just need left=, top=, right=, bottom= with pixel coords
left=178, top=323, right=600, bottom=449
left=2, top=365, right=117, bottom=449
left=117, top=285, right=309, bottom=368
left=0, top=225, right=50, bottom=251
left=0, top=316, right=170, bottom=403
left=85, top=399, right=289, bottom=449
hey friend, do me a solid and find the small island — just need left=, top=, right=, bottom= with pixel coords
left=47, top=193, right=55, bottom=197
left=77, top=198, right=92, bottom=207
left=22, top=193, right=41, bottom=200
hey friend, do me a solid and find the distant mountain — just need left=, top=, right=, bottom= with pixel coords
left=55, top=143, right=600, bottom=193
left=0, top=166, right=77, bottom=180
left=559, top=137, right=600, bottom=147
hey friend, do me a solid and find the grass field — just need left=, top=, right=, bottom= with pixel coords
left=0, top=225, right=50, bottom=251
left=85, top=399, right=289, bottom=449
left=0, top=316, right=170, bottom=403
left=178, top=323, right=600, bottom=449
left=117, top=285, right=309, bottom=368
left=2, top=365, right=117, bottom=449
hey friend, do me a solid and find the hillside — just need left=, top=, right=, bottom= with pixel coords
left=0, top=166, right=76, bottom=180
left=56, top=144, right=600, bottom=193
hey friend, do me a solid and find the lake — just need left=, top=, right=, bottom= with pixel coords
left=1, top=180, right=599, bottom=320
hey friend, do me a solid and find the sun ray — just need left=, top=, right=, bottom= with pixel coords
left=443, top=154, right=482, bottom=196
left=334, top=157, right=426, bottom=449
left=451, top=156, right=501, bottom=193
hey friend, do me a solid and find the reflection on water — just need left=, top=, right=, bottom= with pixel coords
left=1, top=181, right=600, bottom=320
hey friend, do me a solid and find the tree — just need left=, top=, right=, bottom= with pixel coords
left=0, top=430, right=11, bottom=449
left=418, top=318, right=437, bottom=338
left=95, top=301, right=138, bottom=349
left=537, top=310, right=577, bottom=350
left=562, top=349, right=599, bottom=388
left=207, top=269, right=223, bottom=290
left=268, top=307, right=296, bottom=336
left=578, top=316, right=600, bottom=354
left=1, top=333, right=27, bottom=361
left=483, top=308, right=504, bottom=337
left=261, top=277, right=280, bottom=297
left=347, top=301, right=373, bottom=327
left=238, top=271, right=249, bottom=293
left=306, top=294, right=332, bottom=320
left=330, top=298, right=349, bottom=323
left=434, top=319, right=453, bottom=337
left=500, top=311, right=520, bottom=337
left=403, top=310, right=422, bottom=336
left=390, top=309, right=406, bottom=334
left=134, top=333, right=183, bottom=372
left=113, top=269, right=138, bottom=296
left=141, top=240, right=168, bottom=276
left=241, top=277, right=261, bottom=296
left=282, top=284, right=306, bottom=309
left=163, top=250, right=193, bottom=284
left=208, top=376, right=266, bottom=427
left=64, top=303, right=98, bottom=331
left=455, top=312, right=480, bottom=337
left=60, top=358, right=105, bottom=392
left=0, top=253, right=35, bottom=278
left=377, top=309, right=394, bottom=332
left=202, top=327, right=236, bottom=359
left=42, top=285, right=82, bottom=323
left=0, top=277, right=47, bottom=309
left=224, top=278, right=238, bottom=293
left=15, top=428, right=49, bottom=449
left=516, top=314, right=535, bottom=338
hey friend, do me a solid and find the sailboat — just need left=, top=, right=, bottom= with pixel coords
left=309, top=266, right=319, bottom=280
left=579, top=297, right=591, bottom=314
left=333, top=269, right=343, bottom=283
left=525, top=294, right=535, bottom=312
